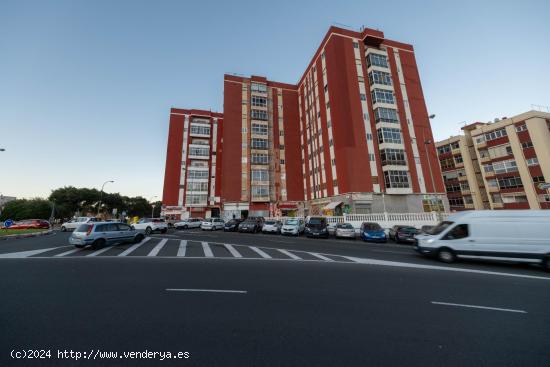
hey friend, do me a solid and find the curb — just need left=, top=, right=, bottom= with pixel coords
left=0, top=229, right=54, bottom=241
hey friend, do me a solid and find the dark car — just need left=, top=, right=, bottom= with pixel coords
left=388, top=225, right=410, bottom=241
left=360, top=222, right=387, bottom=242
left=305, top=217, right=329, bottom=238
left=8, top=219, right=50, bottom=230
left=394, top=226, right=419, bottom=244
left=238, top=217, right=264, bottom=233
left=224, top=219, right=243, bottom=232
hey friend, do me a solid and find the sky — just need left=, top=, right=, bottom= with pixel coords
left=1, top=0, right=549, bottom=200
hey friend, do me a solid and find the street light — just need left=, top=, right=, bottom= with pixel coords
left=150, top=196, right=158, bottom=218
left=97, top=180, right=114, bottom=216
left=425, top=114, right=440, bottom=219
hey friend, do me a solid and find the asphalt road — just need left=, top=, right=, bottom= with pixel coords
left=1, top=231, right=549, bottom=366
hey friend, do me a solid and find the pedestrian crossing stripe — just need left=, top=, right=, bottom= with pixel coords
left=0, top=237, right=354, bottom=263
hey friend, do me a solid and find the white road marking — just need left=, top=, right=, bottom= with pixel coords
left=0, top=246, right=69, bottom=258
left=249, top=246, right=272, bottom=259
left=202, top=242, right=213, bottom=257
left=55, top=248, right=83, bottom=257
left=148, top=239, right=167, bottom=257
left=343, top=256, right=550, bottom=281
left=309, top=252, right=334, bottom=262
left=431, top=301, right=527, bottom=314
left=118, top=237, right=151, bottom=256
left=224, top=244, right=242, bottom=258
left=166, top=288, right=247, bottom=294
left=278, top=249, right=301, bottom=260
left=87, top=246, right=113, bottom=257
left=177, top=240, right=187, bottom=257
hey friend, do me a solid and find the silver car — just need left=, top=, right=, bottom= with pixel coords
left=69, top=222, right=144, bottom=249
left=281, top=218, right=305, bottom=236
left=262, top=220, right=282, bottom=234
left=335, top=223, right=356, bottom=239
left=201, top=218, right=225, bottom=231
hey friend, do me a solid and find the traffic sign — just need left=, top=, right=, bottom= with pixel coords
left=3, top=219, right=14, bottom=228
left=538, top=182, right=550, bottom=190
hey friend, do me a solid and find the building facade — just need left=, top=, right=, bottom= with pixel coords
left=162, top=109, right=223, bottom=219
left=162, top=26, right=447, bottom=218
left=437, top=110, right=550, bottom=211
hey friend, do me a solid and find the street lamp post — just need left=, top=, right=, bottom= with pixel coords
left=150, top=196, right=158, bottom=218
left=97, top=180, right=114, bottom=216
left=425, top=114, right=441, bottom=219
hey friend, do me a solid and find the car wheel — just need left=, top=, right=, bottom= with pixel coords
left=134, top=234, right=144, bottom=244
left=145, top=227, right=152, bottom=235
left=61, top=226, right=67, bottom=232
left=183, top=225, right=188, bottom=230
left=161, top=228, right=167, bottom=234
left=437, top=248, right=456, bottom=263
left=91, top=239, right=106, bottom=250
left=542, top=256, right=550, bottom=272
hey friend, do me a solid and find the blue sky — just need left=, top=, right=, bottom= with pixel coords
left=1, top=0, right=549, bottom=199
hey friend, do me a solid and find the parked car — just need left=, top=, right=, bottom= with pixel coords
left=69, top=222, right=144, bottom=249
left=174, top=218, right=203, bottom=230
left=262, top=220, right=282, bottom=234
left=394, top=226, right=419, bottom=244
left=7, top=219, right=50, bottom=230
left=201, top=218, right=225, bottom=231
left=131, top=218, right=168, bottom=235
left=224, top=219, right=243, bottom=232
left=415, top=210, right=550, bottom=271
left=420, top=225, right=435, bottom=234
left=335, top=223, right=356, bottom=239
left=305, top=217, right=329, bottom=238
left=61, top=217, right=99, bottom=232
left=238, top=217, right=264, bottom=233
left=280, top=218, right=305, bottom=236
left=388, top=225, right=411, bottom=241
left=360, top=222, right=387, bottom=242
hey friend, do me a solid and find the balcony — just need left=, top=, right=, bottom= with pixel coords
left=487, top=186, right=499, bottom=193
left=464, top=203, right=475, bottom=209
left=479, top=155, right=491, bottom=163
left=461, top=189, right=471, bottom=195
left=458, top=175, right=468, bottom=182
left=455, top=162, right=465, bottom=168
left=492, top=202, right=504, bottom=209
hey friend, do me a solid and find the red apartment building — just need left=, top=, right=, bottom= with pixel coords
left=163, top=26, right=446, bottom=219
left=162, top=109, right=223, bottom=219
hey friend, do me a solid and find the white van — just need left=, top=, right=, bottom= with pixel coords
left=415, top=210, right=550, bottom=271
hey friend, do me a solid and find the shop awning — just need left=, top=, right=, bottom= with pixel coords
left=323, top=201, right=342, bottom=210
left=279, top=203, right=298, bottom=209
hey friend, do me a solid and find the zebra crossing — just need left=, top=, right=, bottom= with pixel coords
left=0, top=237, right=356, bottom=263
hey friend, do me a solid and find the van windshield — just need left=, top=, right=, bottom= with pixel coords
left=428, top=221, right=454, bottom=235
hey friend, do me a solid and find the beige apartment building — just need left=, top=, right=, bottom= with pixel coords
left=437, top=110, right=550, bottom=211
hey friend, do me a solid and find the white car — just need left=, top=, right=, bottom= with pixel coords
left=174, top=218, right=203, bottom=230
left=61, top=217, right=99, bottom=232
left=131, top=218, right=168, bottom=235
left=262, top=220, right=282, bottom=234
left=281, top=218, right=305, bottom=236
left=201, top=218, right=224, bottom=231
left=415, top=210, right=550, bottom=271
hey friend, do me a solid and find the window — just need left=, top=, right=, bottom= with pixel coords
left=329, top=139, right=333, bottom=147
left=360, top=93, right=367, bottom=101
left=454, top=155, right=463, bottom=164
left=484, top=128, right=507, bottom=142
left=190, top=124, right=210, bottom=136
left=486, top=178, right=498, bottom=187
left=327, top=120, right=332, bottom=128
left=251, top=138, right=268, bottom=149
left=448, top=197, right=465, bottom=207
left=533, top=176, right=545, bottom=183
left=483, top=163, right=494, bottom=173
left=491, top=193, right=503, bottom=203
left=445, top=184, right=461, bottom=192
left=521, top=141, right=533, bottom=149
left=251, top=109, right=268, bottom=121
left=380, top=148, right=406, bottom=165
left=515, top=124, right=527, bottom=132
left=250, top=83, right=267, bottom=93
left=437, top=144, right=451, bottom=155
left=440, top=158, right=455, bottom=170
left=189, top=146, right=209, bottom=157
left=374, top=107, right=399, bottom=123
left=384, top=170, right=410, bottom=188
left=185, top=194, right=208, bottom=205
left=251, top=153, right=268, bottom=164
left=488, top=144, right=513, bottom=159
left=187, top=170, right=209, bottom=179
left=371, top=89, right=395, bottom=104
left=353, top=41, right=359, bottom=49
left=442, top=224, right=469, bottom=240
left=497, top=176, right=523, bottom=189
left=251, top=123, right=268, bottom=135
left=279, top=144, right=285, bottom=150
left=526, top=157, right=539, bottom=166
left=368, top=70, right=392, bottom=86
left=492, top=160, right=518, bottom=174
left=280, top=159, right=285, bottom=165
left=377, top=127, right=402, bottom=144
left=475, top=135, right=485, bottom=144
left=367, top=133, right=373, bottom=140
left=442, top=171, right=458, bottom=181
left=251, top=96, right=267, bottom=107
left=460, top=182, right=470, bottom=191
left=451, top=141, right=460, bottom=150
left=187, top=181, right=209, bottom=191
left=324, top=85, right=328, bottom=93
left=251, top=185, right=269, bottom=197
left=502, top=195, right=528, bottom=203
left=326, top=102, right=330, bottom=109
left=367, top=53, right=388, bottom=68
left=369, top=153, right=375, bottom=161
left=251, top=170, right=269, bottom=182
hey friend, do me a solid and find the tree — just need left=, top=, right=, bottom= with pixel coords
left=0, top=199, right=52, bottom=221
